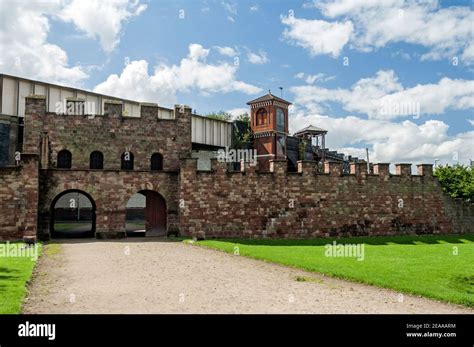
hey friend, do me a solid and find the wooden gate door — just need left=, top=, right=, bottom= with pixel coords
left=144, top=191, right=167, bottom=236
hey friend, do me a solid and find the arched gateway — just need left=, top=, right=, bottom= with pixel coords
left=126, top=190, right=167, bottom=237
left=50, top=190, right=96, bottom=238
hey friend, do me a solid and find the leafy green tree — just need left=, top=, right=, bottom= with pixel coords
left=206, top=111, right=232, bottom=121
left=233, top=112, right=252, bottom=149
left=434, top=164, right=474, bottom=201
left=206, top=111, right=252, bottom=148
left=235, top=113, right=249, bottom=123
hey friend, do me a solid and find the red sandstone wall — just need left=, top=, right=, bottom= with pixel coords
left=0, top=154, right=39, bottom=241
left=37, top=170, right=179, bottom=239
left=178, top=159, right=474, bottom=238
left=13, top=95, right=191, bottom=239
left=2, top=96, right=471, bottom=241
left=23, top=97, right=192, bottom=171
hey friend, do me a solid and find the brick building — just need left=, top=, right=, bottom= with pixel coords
left=0, top=75, right=472, bottom=241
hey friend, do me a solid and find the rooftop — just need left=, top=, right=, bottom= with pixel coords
left=294, top=124, right=328, bottom=136
left=246, top=92, right=292, bottom=105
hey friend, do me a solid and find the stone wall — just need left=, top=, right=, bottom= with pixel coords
left=23, top=96, right=191, bottom=240
left=191, top=149, right=219, bottom=170
left=23, top=97, right=192, bottom=171
left=178, top=159, right=474, bottom=238
left=0, top=114, right=18, bottom=166
left=0, top=154, right=38, bottom=240
left=38, top=169, right=179, bottom=239
left=1, top=95, right=472, bottom=241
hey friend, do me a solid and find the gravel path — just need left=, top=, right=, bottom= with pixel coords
left=23, top=239, right=472, bottom=314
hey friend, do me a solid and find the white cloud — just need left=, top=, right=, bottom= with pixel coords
left=281, top=16, right=353, bottom=57
left=291, top=70, right=474, bottom=120
left=250, top=5, right=259, bottom=12
left=290, top=113, right=474, bottom=165
left=215, top=46, right=238, bottom=57
left=391, top=50, right=411, bottom=61
left=247, top=50, right=269, bottom=65
left=188, top=43, right=210, bottom=60
left=222, top=1, right=237, bottom=22
left=58, top=0, right=147, bottom=52
left=294, top=72, right=335, bottom=84
left=0, top=0, right=146, bottom=84
left=94, top=44, right=262, bottom=106
left=227, top=107, right=249, bottom=118
left=222, top=1, right=238, bottom=15
left=461, top=42, right=474, bottom=63
left=0, top=1, right=87, bottom=84
left=314, top=0, right=402, bottom=18
left=296, top=0, right=474, bottom=63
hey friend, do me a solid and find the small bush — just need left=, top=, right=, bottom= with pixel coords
left=434, top=165, right=474, bottom=201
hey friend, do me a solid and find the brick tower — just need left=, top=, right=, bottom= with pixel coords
left=247, top=92, right=292, bottom=170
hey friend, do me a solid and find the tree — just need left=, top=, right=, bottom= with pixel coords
left=434, top=164, right=474, bottom=201
left=233, top=112, right=252, bottom=149
left=235, top=113, right=249, bottom=123
left=206, top=111, right=232, bottom=121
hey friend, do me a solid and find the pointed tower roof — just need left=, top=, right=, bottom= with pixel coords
left=246, top=91, right=292, bottom=106
left=294, top=124, right=328, bottom=137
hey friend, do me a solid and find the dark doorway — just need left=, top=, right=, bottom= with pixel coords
left=57, top=150, right=72, bottom=169
left=151, top=153, right=163, bottom=171
left=121, top=151, right=134, bottom=170
left=50, top=190, right=96, bottom=238
left=90, top=151, right=104, bottom=169
left=125, top=190, right=167, bottom=237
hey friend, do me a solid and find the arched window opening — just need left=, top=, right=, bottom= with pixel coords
left=57, top=150, right=72, bottom=169
left=276, top=108, right=285, bottom=132
left=89, top=151, right=104, bottom=169
left=256, top=108, right=268, bottom=126
left=121, top=151, right=134, bottom=170
left=151, top=153, right=163, bottom=171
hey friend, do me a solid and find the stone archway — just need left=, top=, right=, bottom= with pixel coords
left=125, top=190, right=167, bottom=237
left=50, top=189, right=96, bottom=238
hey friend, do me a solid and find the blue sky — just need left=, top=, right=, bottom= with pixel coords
left=1, top=0, right=473, bottom=165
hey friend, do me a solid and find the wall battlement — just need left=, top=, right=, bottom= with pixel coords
left=23, top=96, right=192, bottom=172
left=179, top=158, right=474, bottom=239
left=0, top=96, right=472, bottom=241
left=187, top=157, right=435, bottom=179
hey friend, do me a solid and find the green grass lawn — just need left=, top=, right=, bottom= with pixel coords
left=191, top=234, right=474, bottom=307
left=0, top=242, right=42, bottom=314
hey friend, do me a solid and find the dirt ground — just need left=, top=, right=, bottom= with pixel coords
left=22, top=239, right=472, bottom=314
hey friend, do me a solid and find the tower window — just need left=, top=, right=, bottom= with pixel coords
left=151, top=153, right=163, bottom=171
left=121, top=151, right=134, bottom=170
left=276, top=108, right=285, bottom=132
left=57, top=150, right=72, bottom=169
left=90, top=151, right=104, bottom=169
left=256, top=108, right=268, bottom=126
left=276, top=135, right=286, bottom=156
